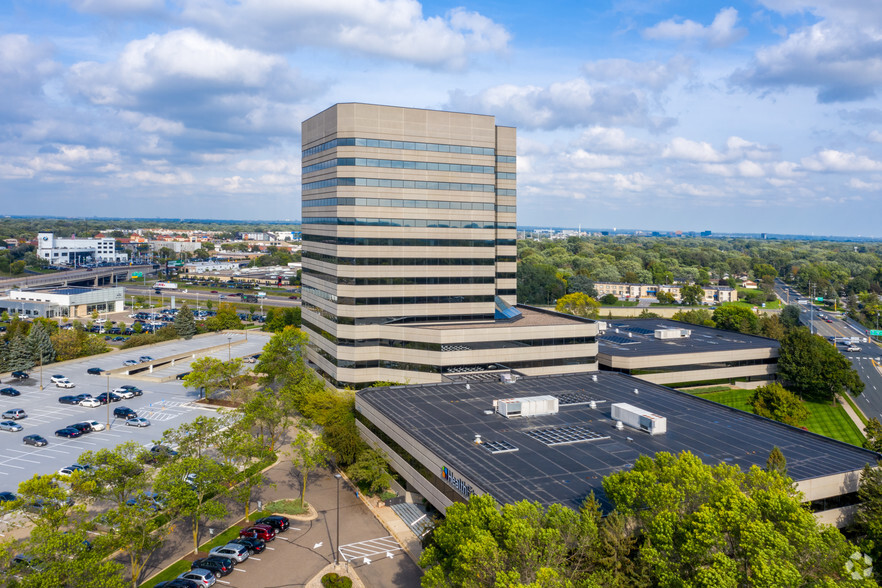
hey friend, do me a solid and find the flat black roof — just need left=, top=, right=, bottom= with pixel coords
left=598, top=318, right=779, bottom=357
left=46, top=287, right=98, bottom=295
left=358, top=371, right=876, bottom=511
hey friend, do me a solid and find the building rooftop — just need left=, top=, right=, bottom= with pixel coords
left=598, top=318, right=779, bottom=357
left=413, top=305, right=593, bottom=330
left=45, top=287, right=99, bottom=295
left=358, top=371, right=876, bottom=510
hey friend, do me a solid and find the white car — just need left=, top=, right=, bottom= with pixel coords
left=50, top=375, right=67, bottom=384
left=112, top=387, right=134, bottom=399
left=55, top=379, right=75, bottom=389
left=80, top=398, right=101, bottom=408
left=84, top=420, right=105, bottom=432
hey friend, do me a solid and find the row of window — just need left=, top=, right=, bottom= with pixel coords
left=496, top=272, right=517, bottom=279
left=303, top=177, right=496, bottom=193
left=303, top=301, right=493, bottom=325
left=303, top=157, right=496, bottom=175
left=601, top=357, right=777, bottom=376
left=303, top=251, right=496, bottom=266
left=302, top=196, right=515, bottom=213
left=302, top=217, right=516, bottom=230
left=497, top=155, right=516, bottom=163
left=302, top=234, right=515, bottom=247
left=496, top=172, right=516, bottom=180
left=303, top=320, right=595, bottom=350
left=303, top=137, right=496, bottom=157
left=497, top=256, right=517, bottom=263
left=304, top=285, right=495, bottom=306
left=496, top=289, right=517, bottom=296
left=304, top=269, right=495, bottom=286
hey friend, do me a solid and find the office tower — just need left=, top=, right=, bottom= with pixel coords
left=302, top=104, right=596, bottom=387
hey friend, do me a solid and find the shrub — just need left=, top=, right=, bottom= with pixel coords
left=321, top=573, right=353, bottom=588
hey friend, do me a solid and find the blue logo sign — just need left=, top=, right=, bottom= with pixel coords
left=441, top=466, right=474, bottom=498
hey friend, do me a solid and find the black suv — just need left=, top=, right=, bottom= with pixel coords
left=66, top=423, right=93, bottom=435
left=256, top=515, right=290, bottom=532
left=86, top=367, right=104, bottom=375
left=228, top=536, right=266, bottom=554
left=113, top=407, right=137, bottom=419
left=11, top=371, right=29, bottom=380
left=190, top=556, right=234, bottom=577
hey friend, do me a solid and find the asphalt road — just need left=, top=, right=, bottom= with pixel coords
left=774, top=280, right=882, bottom=420
left=123, top=285, right=301, bottom=309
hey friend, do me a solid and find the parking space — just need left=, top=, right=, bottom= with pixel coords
left=0, top=332, right=272, bottom=491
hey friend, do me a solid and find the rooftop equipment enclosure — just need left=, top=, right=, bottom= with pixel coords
left=611, top=402, right=667, bottom=435
left=496, top=395, right=559, bottom=418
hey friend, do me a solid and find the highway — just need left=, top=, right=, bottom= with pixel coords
left=0, top=265, right=156, bottom=289
left=774, top=279, right=882, bottom=421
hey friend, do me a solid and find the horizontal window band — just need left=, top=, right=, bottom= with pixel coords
left=303, top=177, right=495, bottom=193
left=303, top=157, right=495, bottom=175
left=303, top=137, right=495, bottom=157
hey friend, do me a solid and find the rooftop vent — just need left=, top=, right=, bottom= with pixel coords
left=496, top=395, right=559, bottom=419
left=474, top=434, right=482, bottom=444
left=655, top=328, right=691, bottom=340
left=611, top=403, right=667, bottom=435
left=591, top=374, right=598, bottom=382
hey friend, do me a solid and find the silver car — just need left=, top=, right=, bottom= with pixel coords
left=208, top=543, right=249, bottom=563
left=0, top=421, right=23, bottom=432
left=178, top=568, right=216, bottom=587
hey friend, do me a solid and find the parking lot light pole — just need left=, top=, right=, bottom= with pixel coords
left=335, top=472, right=342, bottom=566
left=226, top=336, right=232, bottom=361
left=106, top=374, right=111, bottom=429
left=39, top=355, right=43, bottom=391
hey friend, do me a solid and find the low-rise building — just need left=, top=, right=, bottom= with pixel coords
left=37, top=232, right=128, bottom=266
left=593, top=282, right=737, bottom=304
left=0, top=286, right=124, bottom=318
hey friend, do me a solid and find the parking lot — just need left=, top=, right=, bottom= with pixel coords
left=0, top=332, right=272, bottom=491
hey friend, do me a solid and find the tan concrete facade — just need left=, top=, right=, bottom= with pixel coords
left=594, top=282, right=737, bottom=303
left=301, top=104, right=595, bottom=386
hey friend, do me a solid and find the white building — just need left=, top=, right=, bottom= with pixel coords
left=37, top=233, right=128, bottom=266
left=1, top=287, right=125, bottom=318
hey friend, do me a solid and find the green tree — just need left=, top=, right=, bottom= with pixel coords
left=255, top=326, right=309, bottom=389
left=182, top=357, right=245, bottom=401
left=174, top=303, right=197, bottom=339
left=604, top=451, right=864, bottom=587
left=554, top=292, right=600, bottom=319
left=856, top=462, right=882, bottom=579
left=347, top=448, right=394, bottom=494
left=10, top=259, right=25, bottom=274
left=154, top=456, right=231, bottom=555
left=655, top=290, right=677, bottom=305
left=74, top=441, right=150, bottom=507
left=749, top=383, right=810, bottom=426
left=712, top=305, right=760, bottom=334
left=291, top=423, right=332, bottom=506
left=26, top=321, right=55, bottom=364
left=679, top=283, right=705, bottom=306
left=600, top=293, right=619, bottom=305
left=7, top=334, right=34, bottom=372
left=781, top=304, right=802, bottom=329
left=518, top=260, right=566, bottom=305
left=566, top=275, right=597, bottom=297
left=160, top=415, right=224, bottom=459
left=766, top=446, right=788, bottom=476
left=205, top=302, right=242, bottom=331
left=671, top=308, right=715, bottom=327
left=241, top=390, right=291, bottom=451
left=779, top=327, right=865, bottom=402
left=865, top=418, right=882, bottom=453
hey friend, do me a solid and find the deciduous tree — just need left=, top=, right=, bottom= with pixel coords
left=554, top=292, right=600, bottom=319
left=779, top=327, right=865, bottom=402
left=291, top=422, right=332, bottom=506
left=749, top=382, right=811, bottom=427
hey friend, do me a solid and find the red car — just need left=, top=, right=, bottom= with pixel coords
left=239, top=524, right=275, bottom=542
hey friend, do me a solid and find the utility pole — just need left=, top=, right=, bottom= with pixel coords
left=809, top=282, right=815, bottom=334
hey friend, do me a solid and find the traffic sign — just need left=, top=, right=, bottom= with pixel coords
left=870, top=330, right=882, bottom=337
left=815, top=297, right=824, bottom=301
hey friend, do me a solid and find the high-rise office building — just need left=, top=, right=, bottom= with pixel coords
left=301, top=104, right=597, bottom=387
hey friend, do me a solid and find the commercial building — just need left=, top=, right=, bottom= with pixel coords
left=593, top=282, right=737, bottom=303
left=597, top=319, right=779, bottom=387
left=355, top=371, right=877, bottom=527
left=37, top=232, right=128, bottom=266
left=301, top=103, right=597, bottom=387
left=0, top=287, right=125, bottom=318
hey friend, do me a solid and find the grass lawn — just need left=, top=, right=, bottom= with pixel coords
left=694, top=389, right=865, bottom=446
left=720, top=299, right=782, bottom=310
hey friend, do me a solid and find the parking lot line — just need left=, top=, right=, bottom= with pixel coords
left=338, top=536, right=403, bottom=561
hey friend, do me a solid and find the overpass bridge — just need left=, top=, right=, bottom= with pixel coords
left=0, top=265, right=159, bottom=291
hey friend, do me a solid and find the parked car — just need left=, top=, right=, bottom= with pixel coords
left=66, top=423, right=93, bottom=435
left=147, top=445, right=178, bottom=462
left=126, top=417, right=150, bottom=428
left=0, top=491, right=17, bottom=502
left=58, top=396, right=80, bottom=405
left=84, top=420, right=105, bottom=432
left=0, top=387, right=21, bottom=397
left=113, top=387, right=135, bottom=399
left=847, top=345, right=862, bottom=352
left=176, top=372, right=191, bottom=380
left=97, top=392, right=122, bottom=404
left=55, top=428, right=82, bottom=439
left=125, top=491, right=164, bottom=511
left=256, top=515, right=290, bottom=532
left=86, top=367, right=104, bottom=375
left=113, top=407, right=137, bottom=419
left=55, top=379, right=75, bottom=389
left=228, top=536, right=266, bottom=555
left=139, top=356, right=154, bottom=363
left=11, top=371, right=29, bottom=380
left=80, top=398, right=101, bottom=408
left=118, top=385, right=143, bottom=396
left=0, top=421, right=24, bottom=432
left=123, top=360, right=138, bottom=367
left=208, top=543, right=249, bottom=563
left=154, top=580, right=199, bottom=588
left=73, top=394, right=92, bottom=402
left=23, top=434, right=47, bottom=447
left=239, top=525, right=275, bottom=542
left=49, top=375, right=66, bottom=384
left=2, top=409, right=26, bottom=420
left=190, top=557, right=234, bottom=577
left=177, top=569, right=216, bottom=588
left=58, top=464, right=87, bottom=476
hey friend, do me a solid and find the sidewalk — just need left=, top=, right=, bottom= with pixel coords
left=839, top=394, right=868, bottom=436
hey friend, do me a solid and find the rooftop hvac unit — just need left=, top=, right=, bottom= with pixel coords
left=496, top=395, right=559, bottom=418
left=654, top=328, right=691, bottom=340
left=610, top=403, right=667, bottom=435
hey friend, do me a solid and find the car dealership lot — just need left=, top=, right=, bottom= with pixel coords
left=0, top=332, right=271, bottom=491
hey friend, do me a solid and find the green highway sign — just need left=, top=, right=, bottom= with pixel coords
left=815, top=297, right=824, bottom=301
left=871, top=330, right=882, bottom=337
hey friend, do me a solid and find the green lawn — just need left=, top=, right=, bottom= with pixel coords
left=599, top=300, right=639, bottom=307
left=694, top=388, right=864, bottom=446
left=720, top=299, right=782, bottom=310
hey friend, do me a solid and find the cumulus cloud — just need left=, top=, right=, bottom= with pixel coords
left=68, top=0, right=165, bottom=16
left=447, top=78, right=675, bottom=131
left=734, top=2, right=882, bottom=102
left=663, top=136, right=777, bottom=163
left=643, top=7, right=747, bottom=49
left=801, top=149, right=882, bottom=172
left=0, top=34, right=61, bottom=120
left=576, top=127, right=652, bottom=153
left=179, top=0, right=510, bottom=69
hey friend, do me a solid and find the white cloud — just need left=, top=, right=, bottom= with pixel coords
left=576, top=127, right=651, bottom=153
left=849, top=177, right=882, bottom=190
left=643, top=7, right=747, bottom=49
left=567, top=150, right=625, bottom=169
left=68, top=0, right=165, bottom=16
left=178, top=0, right=510, bottom=69
left=581, top=56, right=692, bottom=91
left=801, top=149, right=882, bottom=172
left=663, top=137, right=724, bottom=162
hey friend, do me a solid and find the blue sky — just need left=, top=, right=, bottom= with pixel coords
left=2, top=0, right=882, bottom=236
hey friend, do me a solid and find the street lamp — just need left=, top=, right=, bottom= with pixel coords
left=334, top=473, right=342, bottom=566
left=226, top=335, right=232, bottom=361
